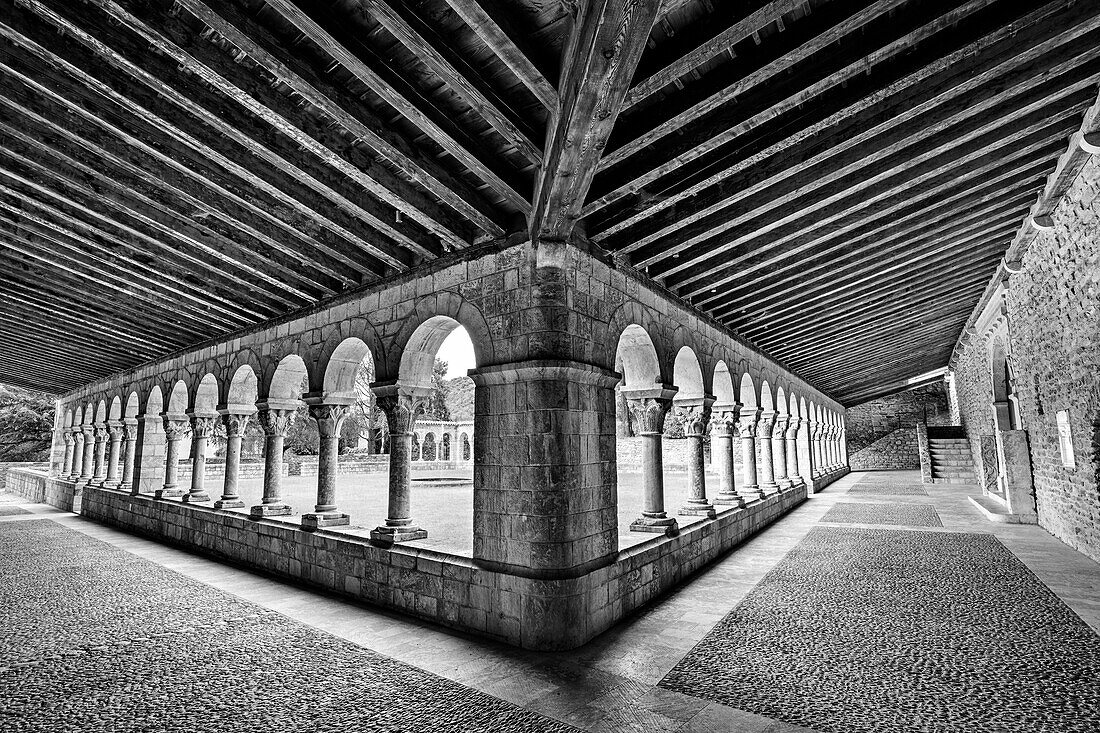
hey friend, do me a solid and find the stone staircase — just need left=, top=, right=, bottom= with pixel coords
left=927, top=427, right=977, bottom=484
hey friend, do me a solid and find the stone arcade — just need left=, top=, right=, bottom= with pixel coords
left=1, top=0, right=1099, bottom=730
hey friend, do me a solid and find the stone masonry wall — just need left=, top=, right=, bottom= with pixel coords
left=846, top=385, right=951, bottom=470
left=954, top=154, right=1100, bottom=562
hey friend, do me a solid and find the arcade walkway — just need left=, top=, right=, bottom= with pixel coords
left=2, top=471, right=1098, bottom=732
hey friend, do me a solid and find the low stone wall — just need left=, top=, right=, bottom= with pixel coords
left=79, top=479, right=815, bottom=650
left=6, top=468, right=79, bottom=512
left=0, top=462, right=48, bottom=491
left=175, top=456, right=474, bottom=482
left=812, top=467, right=851, bottom=493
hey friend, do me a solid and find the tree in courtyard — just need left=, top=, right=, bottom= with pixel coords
left=0, top=384, right=55, bottom=462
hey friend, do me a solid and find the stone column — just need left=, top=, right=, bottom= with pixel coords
left=625, top=388, right=678, bottom=534
left=156, top=415, right=189, bottom=499
left=677, top=398, right=716, bottom=518
left=710, top=404, right=744, bottom=507
left=302, top=401, right=352, bottom=529
left=119, top=418, right=138, bottom=492
left=785, top=418, right=803, bottom=488
left=91, top=424, right=109, bottom=486
left=738, top=408, right=764, bottom=502
left=78, top=424, right=95, bottom=484
left=61, top=430, right=76, bottom=479
left=250, top=402, right=297, bottom=517
left=755, top=410, right=778, bottom=495
left=215, top=411, right=250, bottom=509
left=811, top=421, right=824, bottom=478
left=104, top=420, right=123, bottom=488
left=772, top=414, right=791, bottom=490
left=370, top=385, right=428, bottom=543
left=183, top=413, right=217, bottom=503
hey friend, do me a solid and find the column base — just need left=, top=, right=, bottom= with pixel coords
left=713, top=492, right=746, bottom=508
left=370, top=526, right=428, bottom=545
left=630, top=516, right=679, bottom=536
left=154, top=487, right=185, bottom=499
left=214, top=498, right=245, bottom=509
left=760, top=482, right=780, bottom=496
left=302, top=512, right=350, bottom=530
left=679, top=503, right=716, bottom=518
left=739, top=486, right=765, bottom=503
left=103, top=480, right=120, bottom=490
left=181, top=492, right=212, bottom=503
left=250, top=503, right=291, bottom=518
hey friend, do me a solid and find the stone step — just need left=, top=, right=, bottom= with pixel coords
left=929, top=440, right=969, bottom=447
left=930, top=477, right=976, bottom=485
left=933, top=471, right=976, bottom=479
left=930, top=450, right=971, bottom=457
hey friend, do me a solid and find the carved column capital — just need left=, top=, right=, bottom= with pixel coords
left=784, top=419, right=801, bottom=440
left=219, top=411, right=252, bottom=438
left=674, top=397, right=713, bottom=438
left=121, top=418, right=139, bottom=441
left=94, top=425, right=110, bottom=442
left=62, top=431, right=75, bottom=446
left=106, top=420, right=124, bottom=440
left=309, top=403, right=351, bottom=439
left=737, top=408, right=760, bottom=438
left=81, top=424, right=95, bottom=437
left=625, top=397, right=673, bottom=435
left=162, top=415, right=191, bottom=441
left=708, top=404, right=740, bottom=437
left=188, top=414, right=218, bottom=439
left=772, top=415, right=789, bottom=438
left=257, top=407, right=296, bottom=437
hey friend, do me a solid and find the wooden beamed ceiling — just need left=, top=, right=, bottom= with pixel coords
left=0, top=0, right=1097, bottom=403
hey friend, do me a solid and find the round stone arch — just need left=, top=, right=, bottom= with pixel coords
left=668, top=326, right=712, bottom=396
left=94, top=399, right=107, bottom=425
left=739, top=371, right=760, bottom=409
left=137, top=381, right=164, bottom=417
left=312, top=318, right=384, bottom=397
left=124, top=391, right=140, bottom=420
left=383, top=292, right=494, bottom=384
left=186, top=360, right=224, bottom=406
left=672, top=345, right=706, bottom=400
left=262, top=354, right=309, bottom=403
left=165, top=379, right=190, bottom=417
left=193, top=373, right=220, bottom=415
left=712, top=360, right=738, bottom=405
left=605, top=304, right=674, bottom=385
left=614, top=323, right=665, bottom=390
left=775, top=385, right=789, bottom=417
left=221, top=350, right=263, bottom=406
left=788, top=389, right=801, bottom=420
left=108, top=394, right=123, bottom=422
left=62, top=407, right=74, bottom=428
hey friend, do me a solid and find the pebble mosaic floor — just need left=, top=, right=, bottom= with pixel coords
left=659, top=526, right=1100, bottom=732
left=0, top=519, right=579, bottom=733
left=820, top=502, right=942, bottom=527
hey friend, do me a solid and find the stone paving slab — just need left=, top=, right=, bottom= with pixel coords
left=847, top=483, right=929, bottom=496
left=659, top=526, right=1100, bottom=733
left=820, top=502, right=942, bottom=527
left=0, top=519, right=579, bottom=733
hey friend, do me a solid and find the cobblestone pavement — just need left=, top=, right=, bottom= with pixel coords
left=847, top=482, right=929, bottom=496
left=0, top=519, right=579, bottom=733
left=659, top=526, right=1100, bottom=733
left=820, top=502, right=942, bottom=527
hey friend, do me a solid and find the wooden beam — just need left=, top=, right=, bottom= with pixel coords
left=0, top=15, right=413, bottom=274
left=175, top=0, right=505, bottom=238
left=440, top=0, right=559, bottom=111
left=667, top=109, right=1083, bottom=296
left=624, top=0, right=804, bottom=110
left=530, top=0, right=661, bottom=241
left=258, top=0, right=531, bottom=214
left=357, top=0, right=541, bottom=164
left=57, top=0, right=456, bottom=259
left=608, top=12, right=1100, bottom=255
left=0, top=201, right=254, bottom=329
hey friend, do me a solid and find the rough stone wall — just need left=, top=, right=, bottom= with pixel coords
left=0, top=461, right=47, bottom=491
left=953, top=339, right=1001, bottom=493
left=845, top=385, right=951, bottom=470
left=954, top=154, right=1100, bottom=562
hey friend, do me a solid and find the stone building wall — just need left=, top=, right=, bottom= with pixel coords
left=845, top=385, right=951, bottom=470
left=953, top=154, right=1100, bottom=562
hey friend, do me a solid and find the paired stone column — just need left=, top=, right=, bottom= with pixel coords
left=104, top=420, right=123, bottom=488
left=784, top=418, right=804, bottom=488
left=91, top=424, right=109, bottom=486
left=250, top=402, right=297, bottom=517
left=182, top=412, right=217, bottom=503
left=772, top=414, right=791, bottom=490
left=677, top=397, right=716, bottom=518
left=303, top=400, right=352, bottom=529
left=755, top=410, right=779, bottom=495
left=156, top=414, right=190, bottom=499
left=710, top=404, right=744, bottom=507
left=215, top=410, right=251, bottom=509
left=810, top=421, right=824, bottom=478
left=737, top=408, right=764, bottom=502
left=60, top=430, right=76, bottom=479
left=77, top=424, right=95, bottom=484
left=119, top=418, right=138, bottom=492
left=370, top=385, right=428, bottom=543
left=624, top=388, right=678, bottom=535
